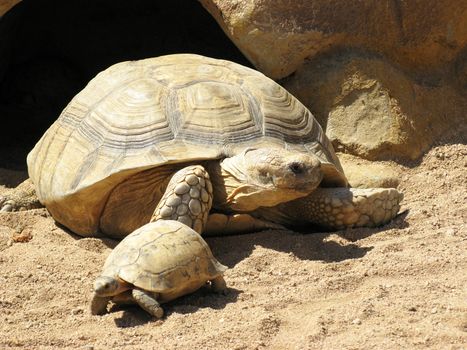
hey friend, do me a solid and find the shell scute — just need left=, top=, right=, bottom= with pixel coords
left=103, top=220, right=226, bottom=293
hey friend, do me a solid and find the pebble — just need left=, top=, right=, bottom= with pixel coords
left=71, top=307, right=84, bottom=315
left=181, top=193, right=191, bottom=204
left=445, top=228, right=456, bottom=236
left=193, top=219, right=203, bottom=233
left=206, top=179, right=213, bottom=193
left=331, top=198, right=342, bottom=207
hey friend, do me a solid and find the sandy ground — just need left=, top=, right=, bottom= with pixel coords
left=0, top=143, right=466, bottom=350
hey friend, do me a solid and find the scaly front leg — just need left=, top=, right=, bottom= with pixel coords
left=151, top=165, right=213, bottom=234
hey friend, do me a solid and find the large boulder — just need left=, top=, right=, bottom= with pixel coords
left=200, top=0, right=467, bottom=161
left=282, top=52, right=467, bottom=161
left=200, top=0, right=467, bottom=80
left=338, top=153, right=401, bottom=189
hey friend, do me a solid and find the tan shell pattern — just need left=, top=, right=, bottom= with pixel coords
left=27, top=54, right=345, bottom=234
left=101, top=220, right=227, bottom=293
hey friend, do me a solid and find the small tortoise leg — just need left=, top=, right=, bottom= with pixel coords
left=210, top=275, right=227, bottom=294
left=203, top=213, right=285, bottom=236
left=151, top=165, right=213, bottom=234
left=274, top=187, right=403, bottom=230
left=90, top=293, right=111, bottom=315
left=132, top=289, right=164, bottom=319
left=0, top=178, right=41, bottom=212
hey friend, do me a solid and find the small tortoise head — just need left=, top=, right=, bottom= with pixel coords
left=217, top=147, right=323, bottom=211
left=93, top=276, right=130, bottom=297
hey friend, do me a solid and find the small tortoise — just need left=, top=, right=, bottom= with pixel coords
left=3, top=54, right=402, bottom=237
left=91, top=220, right=227, bottom=318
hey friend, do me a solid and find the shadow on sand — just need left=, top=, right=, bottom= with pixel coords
left=74, top=210, right=408, bottom=326
left=206, top=210, right=409, bottom=268
left=112, top=286, right=242, bottom=328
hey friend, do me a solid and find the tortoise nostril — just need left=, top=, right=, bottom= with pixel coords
left=289, top=162, right=304, bottom=174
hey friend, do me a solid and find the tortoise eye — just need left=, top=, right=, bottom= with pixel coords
left=258, top=170, right=272, bottom=184
left=289, top=162, right=304, bottom=175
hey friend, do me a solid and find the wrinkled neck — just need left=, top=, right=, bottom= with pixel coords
left=205, top=158, right=245, bottom=212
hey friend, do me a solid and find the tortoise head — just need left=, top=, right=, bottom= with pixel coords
left=216, top=147, right=323, bottom=211
left=93, top=276, right=130, bottom=297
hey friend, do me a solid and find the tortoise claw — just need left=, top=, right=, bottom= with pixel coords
left=1, top=200, right=14, bottom=212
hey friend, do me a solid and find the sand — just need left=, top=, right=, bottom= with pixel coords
left=0, top=143, right=466, bottom=349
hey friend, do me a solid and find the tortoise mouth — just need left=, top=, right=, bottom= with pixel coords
left=225, top=181, right=321, bottom=211
left=271, top=169, right=323, bottom=192
left=254, top=161, right=324, bottom=193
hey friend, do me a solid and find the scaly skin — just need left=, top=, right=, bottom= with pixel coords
left=0, top=179, right=41, bottom=212
left=150, top=165, right=213, bottom=234
left=132, top=289, right=164, bottom=319
left=254, top=187, right=403, bottom=230
left=210, top=275, right=227, bottom=293
left=90, top=294, right=111, bottom=315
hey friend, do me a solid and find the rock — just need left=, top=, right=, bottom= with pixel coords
left=339, top=154, right=400, bottom=188
left=201, top=0, right=467, bottom=161
left=282, top=53, right=467, bottom=160
left=200, top=0, right=467, bottom=80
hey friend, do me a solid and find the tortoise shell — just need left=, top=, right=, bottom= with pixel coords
left=101, top=220, right=227, bottom=302
left=27, top=54, right=346, bottom=235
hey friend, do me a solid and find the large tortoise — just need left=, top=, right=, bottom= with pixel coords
left=3, top=54, right=402, bottom=237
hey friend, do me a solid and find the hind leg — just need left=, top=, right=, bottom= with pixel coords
left=0, top=178, right=41, bottom=212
